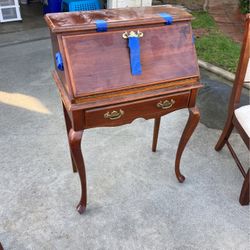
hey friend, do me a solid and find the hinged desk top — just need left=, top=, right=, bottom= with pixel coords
left=46, top=6, right=200, bottom=109
left=45, top=5, right=192, bottom=33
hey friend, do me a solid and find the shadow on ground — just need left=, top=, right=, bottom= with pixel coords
left=198, top=68, right=249, bottom=130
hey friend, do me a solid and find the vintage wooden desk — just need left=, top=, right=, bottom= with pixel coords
left=45, top=6, right=202, bottom=214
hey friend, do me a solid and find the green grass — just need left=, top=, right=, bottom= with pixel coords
left=240, top=0, right=250, bottom=14
left=191, top=11, right=241, bottom=73
left=192, top=11, right=216, bottom=29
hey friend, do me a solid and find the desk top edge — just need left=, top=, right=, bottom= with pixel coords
left=45, top=5, right=193, bottom=33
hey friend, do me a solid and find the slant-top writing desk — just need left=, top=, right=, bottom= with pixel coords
left=45, top=5, right=202, bottom=214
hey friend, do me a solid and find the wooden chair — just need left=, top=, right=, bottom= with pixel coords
left=215, top=14, right=250, bottom=205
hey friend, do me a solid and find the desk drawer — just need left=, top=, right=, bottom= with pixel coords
left=85, top=91, right=190, bottom=128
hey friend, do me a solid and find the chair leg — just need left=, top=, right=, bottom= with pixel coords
left=0, top=242, right=3, bottom=250
left=226, top=141, right=247, bottom=178
left=215, top=121, right=234, bottom=151
left=239, top=169, right=249, bottom=206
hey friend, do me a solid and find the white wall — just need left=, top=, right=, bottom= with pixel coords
left=107, top=0, right=152, bottom=8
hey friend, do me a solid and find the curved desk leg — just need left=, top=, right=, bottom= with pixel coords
left=69, top=129, right=87, bottom=214
left=175, top=107, right=200, bottom=183
left=152, top=117, right=161, bottom=152
left=62, top=103, right=77, bottom=173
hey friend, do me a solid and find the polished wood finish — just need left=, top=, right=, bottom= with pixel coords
left=175, top=106, right=200, bottom=182
left=239, top=169, right=250, bottom=206
left=85, top=92, right=190, bottom=128
left=152, top=117, right=161, bottom=152
left=46, top=6, right=202, bottom=213
left=69, top=129, right=87, bottom=214
left=45, top=6, right=193, bottom=33
left=62, top=23, right=198, bottom=98
left=63, top=103, right=77, bottom=173
left=45, top=6, right=199, bottom=104
left=215, top=15, right=250, bottom=151
left=215, top=15, right=250, bottom=205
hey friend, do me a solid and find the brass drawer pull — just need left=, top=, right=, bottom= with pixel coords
left=157, top=99, right=175, bottom=110
left=123, top=30, right=144, bottom=39
left=104, top=109, right=124, bottom=120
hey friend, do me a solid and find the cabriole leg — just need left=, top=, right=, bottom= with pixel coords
left=152, top=117, right=161, bottom=152
left=175, top=107, right=200, bottom=183
left=69, top=129, right=87, bottom=214
left=62, top=103, right=77, bottom=173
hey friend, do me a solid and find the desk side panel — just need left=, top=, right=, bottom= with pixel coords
left=50, top=32, right=73, bottom=102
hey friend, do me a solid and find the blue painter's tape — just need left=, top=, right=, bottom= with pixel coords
left=159, top=13, right=173, bottom=25
left=128, top=37, right=142, bottom=76
left=192, top=34, right=196, bottom=44
left=55, top=52, right=64, bottom=71
left=95, top=20, right=108, bottom=32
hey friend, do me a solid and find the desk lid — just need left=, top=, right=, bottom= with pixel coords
left=45, top=5, right=192, bottom=33
left=62, top=23, right=199, bottom=99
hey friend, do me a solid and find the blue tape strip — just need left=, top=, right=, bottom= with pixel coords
left=159, top=13, right=173, bottom=25
left=55, top=52, right=64, bottom=71
left=128, top=37, right=142, bottom=76
left=192, top=34, right=196, bottom=44
left=95, top=20, right=108, bottom=32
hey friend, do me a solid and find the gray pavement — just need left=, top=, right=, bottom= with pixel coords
left=0, top=10, right=250, bottom=250
left=0, top=2, right=45, bottom=34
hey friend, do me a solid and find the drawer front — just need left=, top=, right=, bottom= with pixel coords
left=85, top=91, right=190, bottom=128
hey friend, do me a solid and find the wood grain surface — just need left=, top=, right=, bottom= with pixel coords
left=62, top=23, right=199, bottom=98
left=46, top=6, right=202, bottom=213
left=45, top=5, right=193, bottom=33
